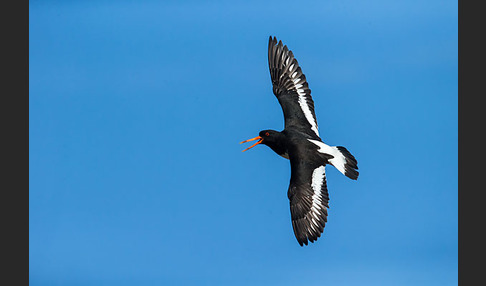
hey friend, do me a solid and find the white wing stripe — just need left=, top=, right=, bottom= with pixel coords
left=310, top=166, right=326, bottom=215
left=297, top=90, right=319, bottom=136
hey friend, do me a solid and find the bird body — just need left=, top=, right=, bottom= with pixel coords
left=241, top=36, right=358, bottom=246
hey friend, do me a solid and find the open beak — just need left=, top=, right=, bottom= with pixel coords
left=240, top=136, right=263, bottom=152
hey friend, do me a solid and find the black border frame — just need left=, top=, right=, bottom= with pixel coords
left=3, top=0, right=29, bottom=284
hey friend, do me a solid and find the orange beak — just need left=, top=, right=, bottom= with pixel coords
left=240, top=136, right=263, bottom=152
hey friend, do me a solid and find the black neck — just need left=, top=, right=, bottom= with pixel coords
left=265, top=132, right=288, bottom=156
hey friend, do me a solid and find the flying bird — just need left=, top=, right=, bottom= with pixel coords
left=241, top=36, right=359, bottom=246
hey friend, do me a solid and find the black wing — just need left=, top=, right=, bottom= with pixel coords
left=268, top=36, right=320, bottom=137
left=287, top=150, right=330, bottom=246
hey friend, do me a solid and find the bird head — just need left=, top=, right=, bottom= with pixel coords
left=240, top=130, right=280, bottom=152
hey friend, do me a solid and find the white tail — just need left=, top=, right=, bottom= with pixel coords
left=308, top=140, right=359, bottom=180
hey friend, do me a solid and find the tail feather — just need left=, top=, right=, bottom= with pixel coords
left=308, top=139, right=359, bottom=180
left=334, top=146, right=359, bottom=180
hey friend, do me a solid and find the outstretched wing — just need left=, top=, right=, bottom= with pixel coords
left=268, top=36, right=320, bottom=137
left=288, top=155, right=330, bottom=246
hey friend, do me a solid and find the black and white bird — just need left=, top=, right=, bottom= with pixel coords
left=241, top=36, right=359, bottom=246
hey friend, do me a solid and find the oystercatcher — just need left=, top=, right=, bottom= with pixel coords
left=241, top=36, right=359, bottom=246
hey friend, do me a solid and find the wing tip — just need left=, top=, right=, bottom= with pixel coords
left=292, top=215, right=327, bottom=247
left=269, top=35, right=277, bottom=46
left=297, top=235, right=320, bottom=247
left=267, top=36, right=310, bottom=93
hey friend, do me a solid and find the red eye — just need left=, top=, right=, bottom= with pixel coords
left=265, top=132, right=270, bottom=136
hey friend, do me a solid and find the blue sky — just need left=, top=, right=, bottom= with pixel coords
left=29, top=0, right=457, bottom=285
